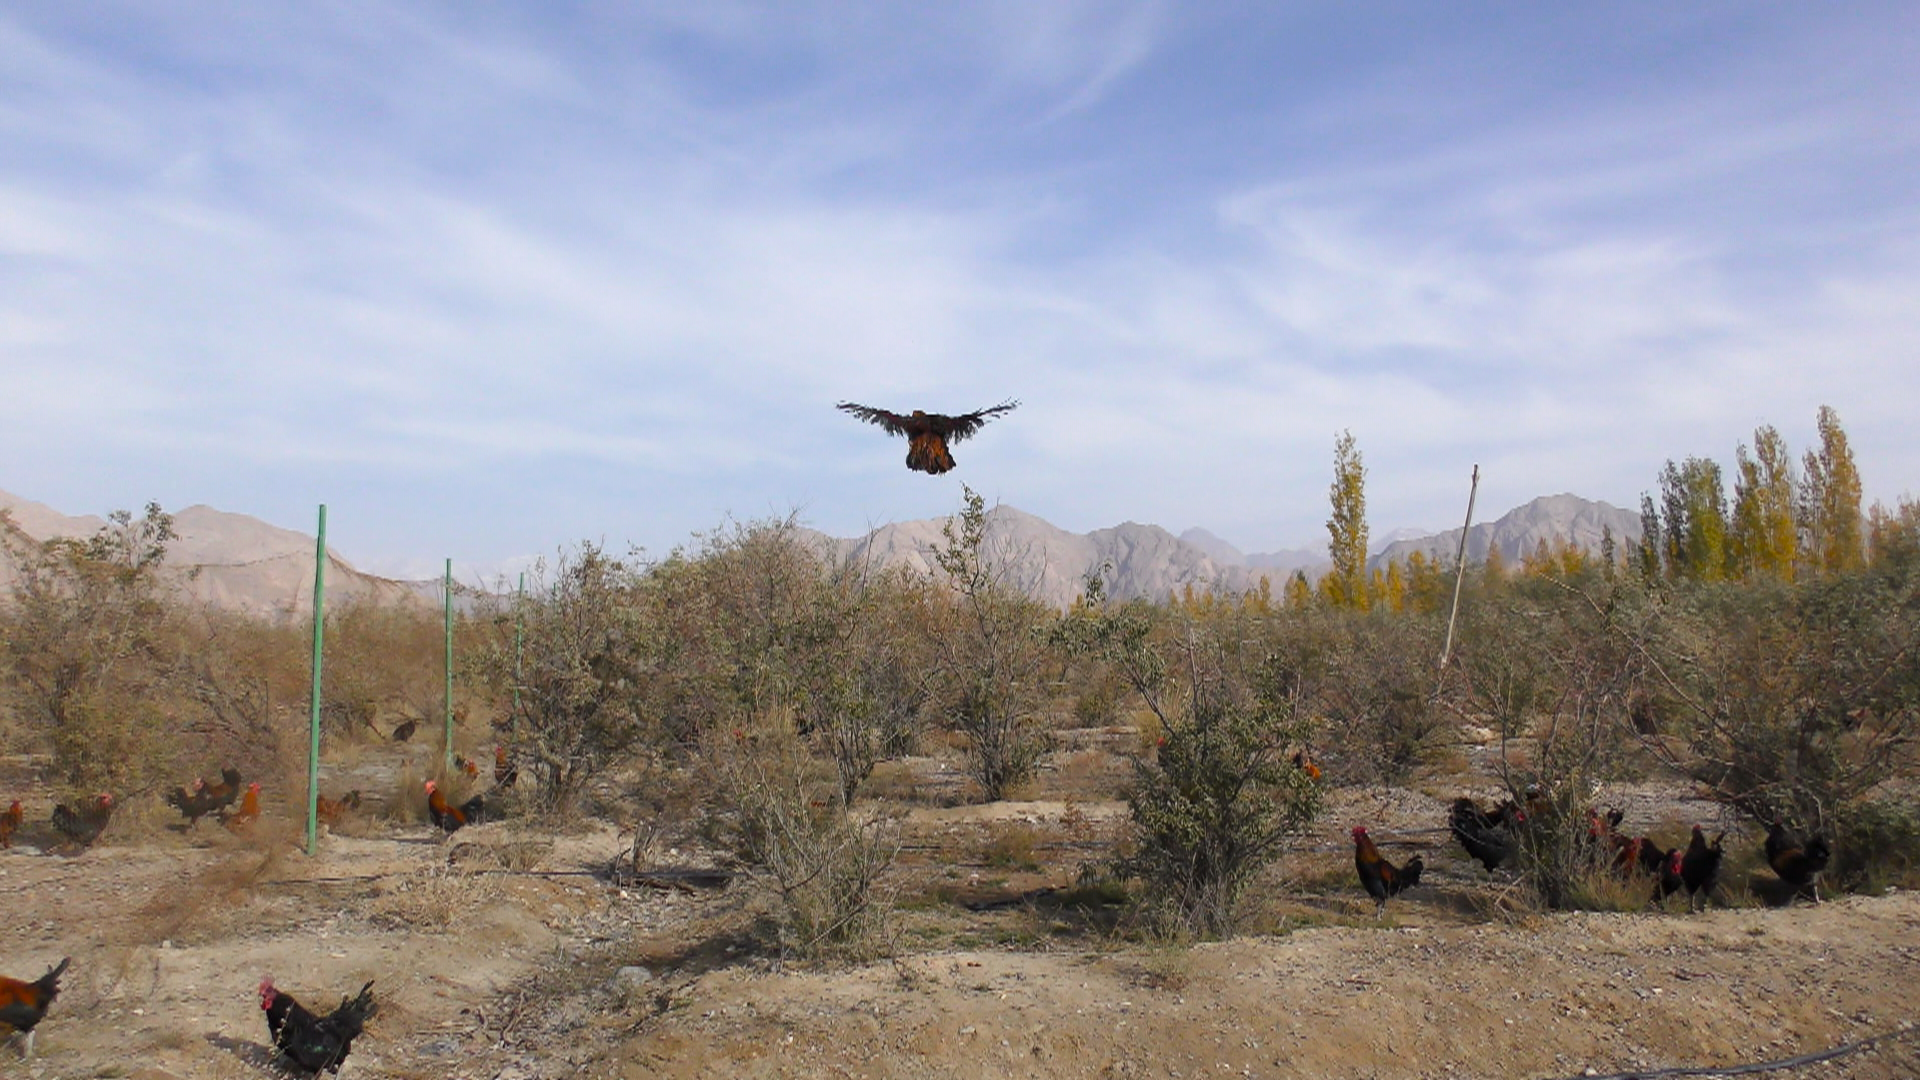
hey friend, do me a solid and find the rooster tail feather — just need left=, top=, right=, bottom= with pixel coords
left=1399, top=856, right=1424, bottom=892
left=40, top=957, right=70, bottom=993
left=334, top=980, right=377, bottom=1026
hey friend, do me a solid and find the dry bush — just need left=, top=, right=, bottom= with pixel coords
left=703, top=723, right=901, bottom=963
left=449, top=835, right=553, bottom=872
left=371, top=864, right=504, bottom=931
left=1052, top=585, right=1324, bottom=939
left=1132, top=946, right=1196, bottom=992
left=320, top=600, right=447, bottom=741
left=1313, top=616, right=1450, bottom=784
left=1459, top=879, right=1546, bottom=928
left=0, top=504, right=199, bottom=794
left=1628, top=567, right=1920, bottom=893
left=387, top=760, right=429, bottom=824
left=1050, top=748, right=1128, bottom=797
left=1833, top=798, right=1920, bottom=892
left=467, top=541, right=657, bottom=813
left=979, top=823, right=1043, bottom=871
left=1562, top=863, right=1657, bottom=912
left=860, top=761, right=924, bottom=805
left=928, top=487, right=1052, bottom=802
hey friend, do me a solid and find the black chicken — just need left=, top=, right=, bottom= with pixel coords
left=1764, top=820, right=1832, bottom=903
left=1680, top=824, right=1724, bottom=911
left=164, top=767, right=243, bottom=827
left=1353, top=826, right=1424, bottom=917
left=1449, top=797, right=1523, bottom=873
left=260, top=977, right=376, bottom=1074
left=50, top=793, right=115, bottom=847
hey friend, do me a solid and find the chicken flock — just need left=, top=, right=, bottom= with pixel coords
left=0, top=748, right=520, bottom=1067
left=0, top=742, right=1845, bottom=1068
left=1351, top=784, right=1829, bottom=918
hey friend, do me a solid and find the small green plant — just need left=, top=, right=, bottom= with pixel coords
left=1832, top=800, right=1920, bottom=893
left=1051, top=577, right=1324, bottom=939
left=929, top=486, right=1050, bottom=801
left=980, top=823, right=1043, bottom=871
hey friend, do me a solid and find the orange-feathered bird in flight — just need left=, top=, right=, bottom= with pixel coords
left=836, top=400, right=1019, bottom=475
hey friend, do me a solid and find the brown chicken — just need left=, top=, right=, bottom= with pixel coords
left=165, top=767, right=241, bottom=827
left=196, top=767, right=245, bottom=819
left=315, top=790, right=362, bottom=827
left=50, top=794, right=114, bottom=848
left=0, top=800, right=21, bottom=849
left=424, top=781, right=485, bottom=834
left=1765, top=820, right=1832, bottom=903
left=837, top=400, right=1020, bottom=474
left=0, top=957, right=69, bottom=1059
left=1352, top=826, right=1423, bottom=917
left=1291, top=750, right=1321, bottom=782
left=494, top=745, right=518, bottom=788
left=225, top=783, right=262, bottom=833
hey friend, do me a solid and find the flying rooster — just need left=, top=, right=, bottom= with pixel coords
left=836, top=400, right=1019, bottom=475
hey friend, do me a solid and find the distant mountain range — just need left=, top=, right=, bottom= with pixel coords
left=2, top=487, right=1641, bottom=615
left=0, top=490, right=420, bottom=618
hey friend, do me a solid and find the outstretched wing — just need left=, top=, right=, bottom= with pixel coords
left=932, top=399, right=1019, bottom=443
left=836, top=402, right=915, bottom=437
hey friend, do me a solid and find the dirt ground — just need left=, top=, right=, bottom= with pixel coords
left=3, top=740, right=1918, bottom=1080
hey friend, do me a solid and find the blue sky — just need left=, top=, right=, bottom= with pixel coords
left=3, top=3, right=1916, bottom=580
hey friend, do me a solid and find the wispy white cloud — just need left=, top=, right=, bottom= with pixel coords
left=1, top=3, right=1916, bottom=567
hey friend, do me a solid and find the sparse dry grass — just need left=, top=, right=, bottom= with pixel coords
left=450, top=834, right=553, bottom=872
left=117, top=847, right=284, bottom=947
left=370, top=863, right=505, bottom=931
left=979, top=823, right=1044, bottom=871
left=1132, top=944, right=1196, bottom=991
left=1049, top=749, right=1130, bottom=798
left=1563, top=864, right=1657, bottom=912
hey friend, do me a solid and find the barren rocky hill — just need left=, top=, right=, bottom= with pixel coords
left=0, top=489, right=425, bottom=619
left=1372, top=492, right=1642, bottom=569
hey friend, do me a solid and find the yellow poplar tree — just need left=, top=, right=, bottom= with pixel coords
left=1481, top=542, right=1507, bottom=583
left=1283, top=570, right=1313, bottom=610
left=1797, top=405, right=1864, bottom=575
left=1729, top=424, right=1797, bottom=582
left=1324, top=430, right=1369, bottom=610
left=1660, top=457, right=1729, bottom=582
left=1381, top=559, right=1407, bottom=613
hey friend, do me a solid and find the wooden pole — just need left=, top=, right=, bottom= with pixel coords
left=305, top=505, right=327, bottom=856
left=1439, top=465, right=1480, bottom=671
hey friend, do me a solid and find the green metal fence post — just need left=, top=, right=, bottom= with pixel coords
left=444, top=557, right=454, bottom=777
left=306, top=505, right=327, bottom=856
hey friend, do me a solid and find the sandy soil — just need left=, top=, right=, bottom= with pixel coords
left=2, top=751, right=1917, bottom=1080
left=594, top=892, right=1920, bottom=1080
